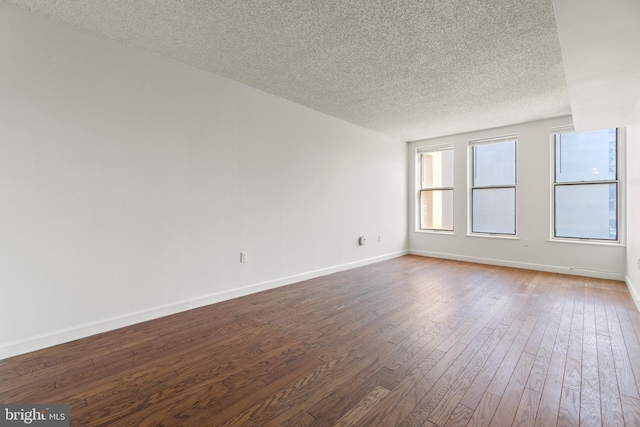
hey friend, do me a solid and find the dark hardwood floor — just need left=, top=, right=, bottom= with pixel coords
left=2, top=255, right=640, bottom=426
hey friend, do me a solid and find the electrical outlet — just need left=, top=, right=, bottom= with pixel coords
left=637, top=257, right=640, bottom=269
left=524, top=239, right=529, bottom=246
left=378, top=235, right=381, bottom=242
left=240, top=252, right=247, bottom=263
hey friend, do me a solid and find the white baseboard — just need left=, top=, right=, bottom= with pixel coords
left=626, top=276, right=640, bottom=312
left=0, top=250, right=408, bottom=361
left=189, top=250, right=409, bottom=310
left=409, top=249, right=625, bottom=281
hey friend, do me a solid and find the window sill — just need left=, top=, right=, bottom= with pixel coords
left=466, top=233, right=519, bottom=240
left=547, top=238, right=625, bottom=247
left=415, top=230, right=456, bottom=236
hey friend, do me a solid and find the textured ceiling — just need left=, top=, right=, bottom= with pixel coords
left=4, top=0, right=571, bottom=141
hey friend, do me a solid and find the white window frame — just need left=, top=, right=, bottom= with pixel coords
left=416, top=144, right=454, bottom=233
left=549, top=126, right=624, bottom=245
left=468, top=135, right=518, bottom=237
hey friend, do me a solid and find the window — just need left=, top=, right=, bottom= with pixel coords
left=553, top=127, right=618, bottom=240
left=470, top=136, right=517, bottom=235
left=418, top=145, right=454, bottom=231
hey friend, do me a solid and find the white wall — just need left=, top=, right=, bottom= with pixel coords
left=0, top=5, right=408, bottom=359
left=626, top=100, right=640, bottom=309
left=408, top=117, right=626, bottom=280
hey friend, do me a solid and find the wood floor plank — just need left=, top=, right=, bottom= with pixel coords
left=489, top=352, right=536, bottom=426
left=119, top=326, right=277, bottom=401
left=1, top=255, right=639, bottom=426
left=557, top=386, right=580, bottom=427
left=380, top=322, right=459, bottom=390
left=427, top=323, right=510, bottom=426
left=581, top=289, right=602, bottom=427
left=563, top=286, right=584, bottom=393
left=331, top=385, right=390, bottom=427
left=399, top=327, right=494, bottom=426
left=594, top=287, right=611, bottom=337
left=384, top=320, right=447, bottom=372
left=278, top=411, right=316, bottom=427
left=371, top=341, right=469, bottom=427
left=629, top=309, right=640, bottom=341
left=526, top=285, right=566, bottom=393
left=444, top=404, right=475, bottom=427
left=486, top=315, right=537, bottom=397
left=604, top=291, right=640, bottom=399
left=621, top=395, right=640, bottom=426
left=534, top=351, right=565, bottom=427
left=74, top=379, right=231, bottom=426
left=553, top=287, right=575, bottom=355
left=523, top=310, right=551, bottom=356
left=597, top=333, right=625, bottom=427
left=459, top=320, right=524, bottom=409
left=305, top=378, right=379, bottom=427
left=616, top=305, right=640, bottom=397
left=220, top=338, right=399, bottom=427
left=467, top=392, right=501, bottom=427
left=512, top=388, right=542, bottom=427
left=354, top=348, right=446, bottom=426
left=158, top=353, right=357, bottom=427
left=293, top=340, right=400, bottom=425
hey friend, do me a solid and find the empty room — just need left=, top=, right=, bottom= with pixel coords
left=1, top=0, right=639, bottom=426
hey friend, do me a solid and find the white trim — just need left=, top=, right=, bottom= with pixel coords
left=617, top=128, right=627, bottom=246
left=409, top=249, right=624, bottom=281
left=416, top=143, right=454, bottom=154
left=466, top=234, right=519, bottom=240
left=468, top=134, right=518, bottom=145
left=0, top=250, right=408, bottom=361
left=549, top=124, right=575, bottom=135
left=414, top=230, right=456, bottom=236
left=546, top=238, right=624, bottom=247
left=626, top=275, right=640, bottom=313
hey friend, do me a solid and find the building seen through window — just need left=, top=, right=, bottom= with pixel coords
left=418, top=146, right=454, bottom=231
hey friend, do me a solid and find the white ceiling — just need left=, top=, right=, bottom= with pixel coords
left=4, top=0, right=574, bottom=141
left=552, top=0, right=640, bottom=133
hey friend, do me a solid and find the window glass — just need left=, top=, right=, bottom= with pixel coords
left=421, top=189, right=454, bottom=231
left=418, top=146, right=454, bottom=231
left=555, top=184, right=616, bottom=240
left=421, top=149, right=454, bottom=189
left=555, top=128, right=616, bottom=183
left=472, top=140, right=516, bottom=187
left=553, top=128, right=617, bottom=241
left=472, top=187, right=516, bottom=234
left=470, top=137, right=517, bottom=235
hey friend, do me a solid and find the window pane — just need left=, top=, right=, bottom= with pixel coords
left=472, top=188, right=515, bottom=234
left=420, top=189, right=453, bottom=231
left=421, top=148, right=453, bottom=189
left=555, top=128, right=616, bottom=183
left=555, top=183, right=617, bottom=240
left=472, top=140, right=516, bottom=187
